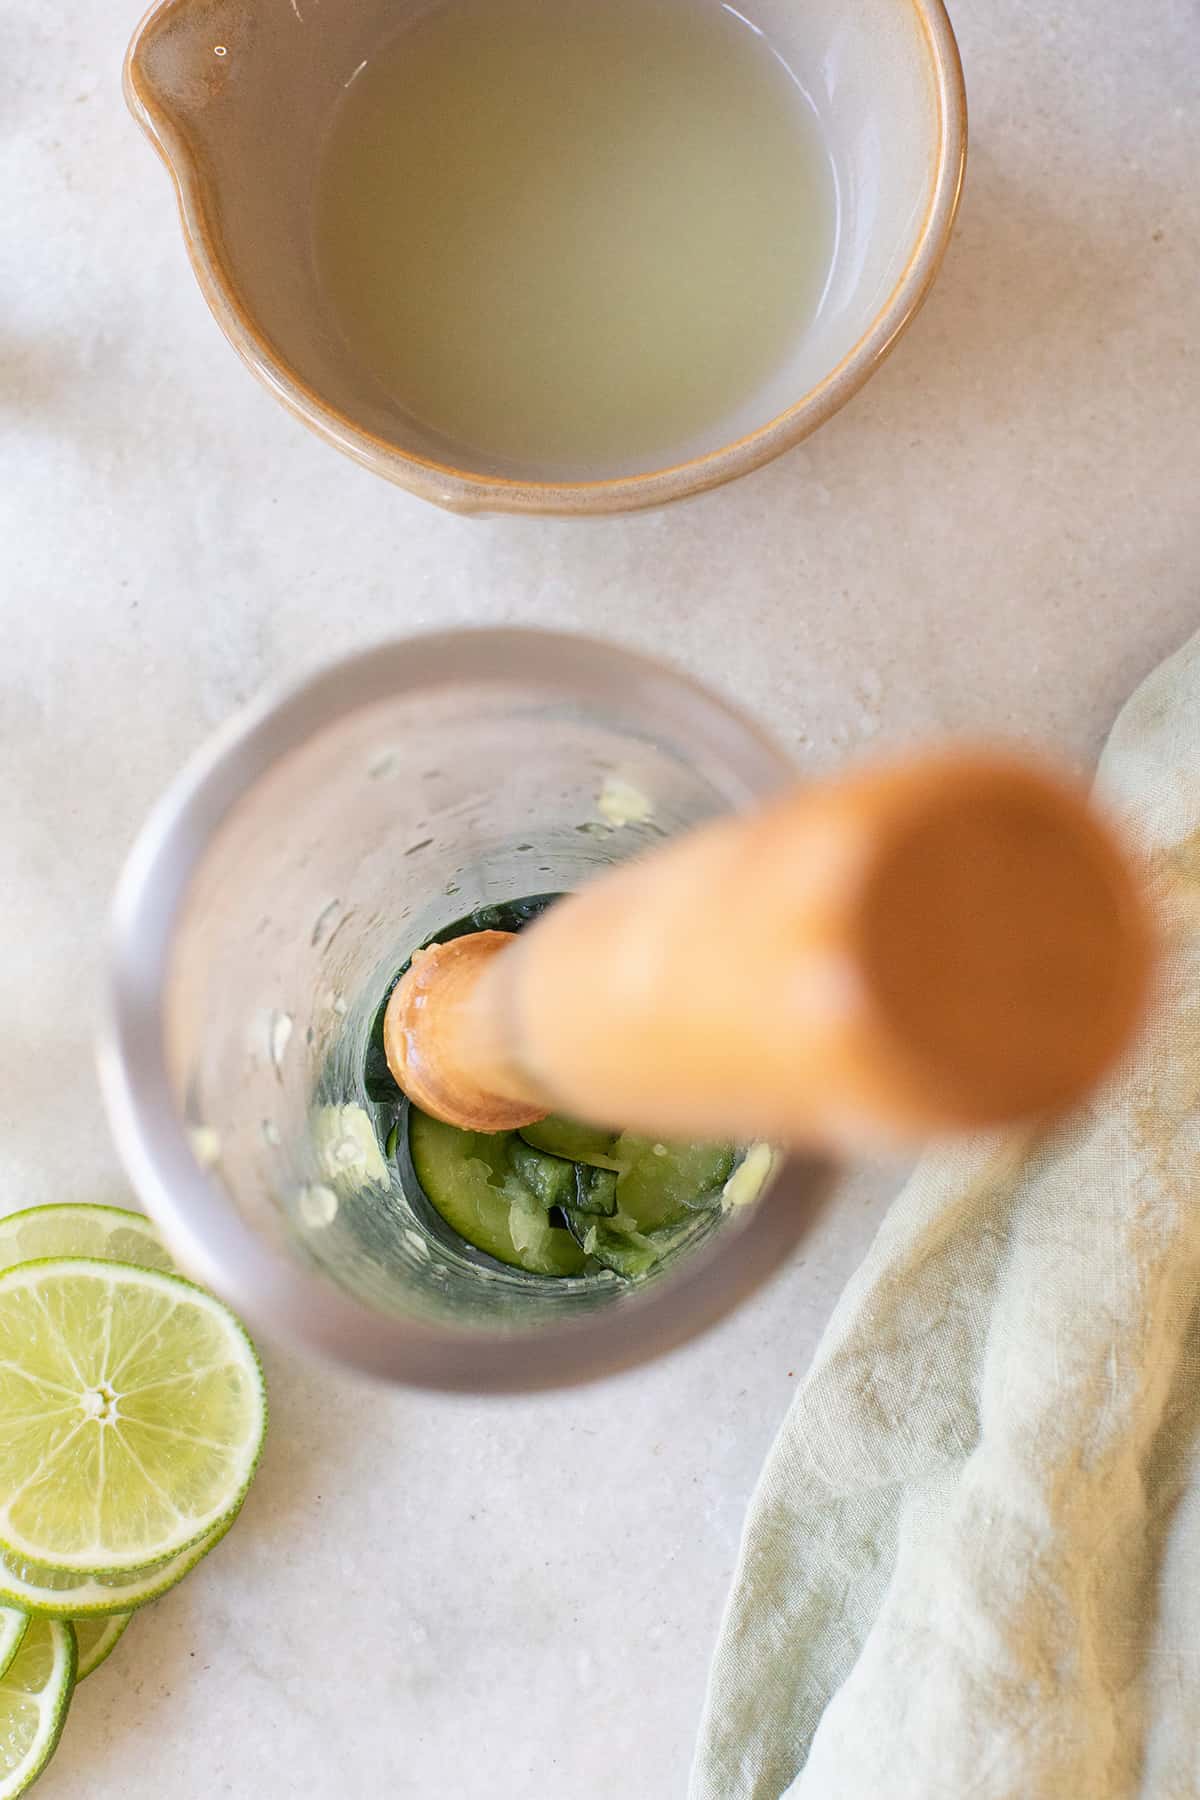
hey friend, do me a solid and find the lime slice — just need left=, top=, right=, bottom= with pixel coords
left=0, top=1206, right=175, bottom=1276
left=73, top=1612, right=130, bottom=1681
left=0, top=1259, right=266, bottom=1574
left=0, top=1617, right=75, bottom=1799
left=0, top=1513, right=237, bottom=1619
left=0, top=1610, right=26, bottom=1683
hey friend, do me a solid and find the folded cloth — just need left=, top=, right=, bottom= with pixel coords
left=691, top=632, right=1200, bottom=1800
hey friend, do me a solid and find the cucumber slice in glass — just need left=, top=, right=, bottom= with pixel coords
left=519, top=1117, right=622, bottom=1170
left=566, top=1216, right=659, bottom=1279
left=408, top=1108, right=732, bottom=1276
left=521, top=1122, right=732, bottom=1227
left=614, top=1136, right=734, bottom=1231
left=507, top=1142, right=575, bottom=1211
left=571, top=1165, right=618, bottom=1216
left=408, top=1110, right=587, bottom=1278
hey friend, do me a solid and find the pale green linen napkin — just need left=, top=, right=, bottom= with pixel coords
left=692, top=632, right=1200, bottom=1800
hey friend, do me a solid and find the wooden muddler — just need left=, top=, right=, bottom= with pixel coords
left=384, top=751, right=1152, bottom=1150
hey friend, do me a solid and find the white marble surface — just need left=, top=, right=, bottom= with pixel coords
left=2, top=0, right=1198, bottom=1793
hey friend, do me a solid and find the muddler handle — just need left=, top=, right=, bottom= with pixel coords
left=384, top=750, right=1152, bottom=1149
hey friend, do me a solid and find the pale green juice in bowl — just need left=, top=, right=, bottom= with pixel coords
left=313, top=0, right=837, bottom=476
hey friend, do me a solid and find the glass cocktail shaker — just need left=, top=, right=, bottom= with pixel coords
left=100, top=630, right=832, bottom=1390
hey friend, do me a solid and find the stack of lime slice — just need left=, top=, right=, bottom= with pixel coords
left=0, top=1204, right=267, bottom=1797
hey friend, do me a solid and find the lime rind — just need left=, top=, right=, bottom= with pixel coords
left=0, top=1610, right=27, bottom=1684
left=73, top=1612, right=131, bottom=1681
left=0, top=1258, right=267, bottom=1576
left=0, top=1512, right=239, bottom=1620
left=0, top=1617, right=76, bottom=1800
left=0, top=1205, right=175, bottom=1276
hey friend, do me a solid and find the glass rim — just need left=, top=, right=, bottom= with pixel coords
left=97, top=626, right=836, bottom=1392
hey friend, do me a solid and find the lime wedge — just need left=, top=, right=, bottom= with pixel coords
left=0, top=1617, right=75, bottom=1799
left=0, top=1514, right=237, bottom=1619
left=0, top=1205, right=174, bottom=1276
left=0, top=1259, right=266, bottom=1575
left=0, top=1611, right=26, bottom=1683
left=73, top=1612, right=130, bottom=1681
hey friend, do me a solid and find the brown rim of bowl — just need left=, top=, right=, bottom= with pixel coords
left=124, top=0, right=967, bottom=517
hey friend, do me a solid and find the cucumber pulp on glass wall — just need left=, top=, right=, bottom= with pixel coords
left=368, top=896, right=735, bottom=1280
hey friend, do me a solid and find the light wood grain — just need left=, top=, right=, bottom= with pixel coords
left=384, top=751, right=1152, bottom=1148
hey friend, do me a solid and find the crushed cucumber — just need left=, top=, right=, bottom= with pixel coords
left=508, top=1141, right=575, bottom=1209
left=371, top=895, right=737, bottom=1282
left=519, top=1116, right=622, bottom=1169
left=404, top=1105, right=732, bottom=1281
left=611, top=1136, right=734, bottom=1231
left=408, top=1111, right=588, bottom=1277
left=571, top=1165, right=619, bottom=1216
